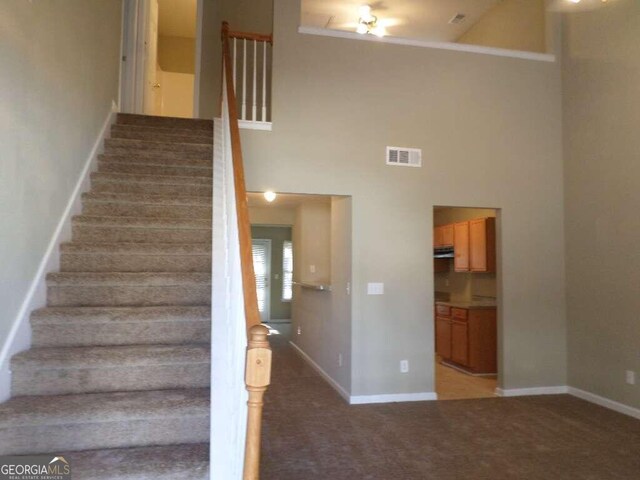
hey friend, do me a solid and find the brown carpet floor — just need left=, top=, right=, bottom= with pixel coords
left=261, top=329, right=640, bottom=480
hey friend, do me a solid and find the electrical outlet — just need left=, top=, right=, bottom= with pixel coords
left=297, top=326, right=301, bottom=335
left=625, top=370, right=636, bottom=385
left=338, top=353, right=343, bottom=367
left=400, top=359, right=409, bottom=373
left=309, top=265, right=316, bottom=273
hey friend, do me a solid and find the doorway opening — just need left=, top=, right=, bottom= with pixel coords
left=433, top=206, right=500, bottom=400
left=120, top=0, right=198, bottom=117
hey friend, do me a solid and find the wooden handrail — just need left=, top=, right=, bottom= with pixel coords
left=221, top=21, right=272, bottom=480
left=227, top=29, right=273, bottom=44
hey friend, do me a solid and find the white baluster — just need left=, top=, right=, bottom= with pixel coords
left=252, top=40, right=257, bottom=122
left=233, top=38, right=237, bottom=90
left=242, top=39, right=247, bottom=120
left=262, top=41, right=267, bottom=122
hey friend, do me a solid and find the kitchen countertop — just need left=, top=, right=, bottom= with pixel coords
left=435, top=300, right=497, bottom=310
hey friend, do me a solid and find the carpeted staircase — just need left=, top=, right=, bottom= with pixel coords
left=0, top=114, right=215, bottom=479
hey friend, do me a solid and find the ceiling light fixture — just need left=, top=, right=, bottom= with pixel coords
left=356, top=5, right=386, bottom=37
left=568, top=0, right=581, bottom=3
left=264, top=191, right=277, bottom=202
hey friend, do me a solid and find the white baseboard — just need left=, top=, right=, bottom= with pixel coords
left=350, top=392, right=438, bottom=405
left=495, top=386, right=569, bottom=397
left=568, top=387, right=640, bottom=421
left=289, top=341, right=438, bottom=405
left=0, top=105, right=118, bottom=402
left=289, top=341, right=351, bottom=403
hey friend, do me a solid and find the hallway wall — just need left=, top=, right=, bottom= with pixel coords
left=563, top=0, right=640, bottom=409
left=0, top=0, right=122, bottom=380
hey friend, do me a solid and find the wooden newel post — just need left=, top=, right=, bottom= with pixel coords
left=243, top=324, right=272, bottom=480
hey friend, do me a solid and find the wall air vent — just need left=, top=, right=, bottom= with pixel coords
left=386, top=146, right=422, bottom=168
left=449, top=13, right=467, bottom=25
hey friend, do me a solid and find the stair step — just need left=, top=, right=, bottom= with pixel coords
left=31, top=306, right=211, bottom=347
left=0, top=388, right=209, bottom=455
left=104, top=138, right=213, bottom=157
left=65, top=444, right=209, bottom=480
left=46, top=272, right=211, bottom=307
left=81, top=192, right=212, bottom=219
left=117, top=113, right=213, bottom=131
left=111, top=124, right=213, bottom=145
left=60, top=242, right=211, bottom=272
left=98, top=160, right=213, bottom=178
left=11, top=344, right=210, bottom=396
left=31, top=306, right=210, bottom=347
left=99, top=154, right=211, bottom=168
left=72, top=215, right=211, bottom=244
left=91, top=171, right=212, bottom=186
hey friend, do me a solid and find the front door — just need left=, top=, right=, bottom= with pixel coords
left=252, top=239, right=271, bottom=323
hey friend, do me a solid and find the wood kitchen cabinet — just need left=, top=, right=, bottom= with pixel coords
left=434, top=303, right=497, bottom=374
left=453, top=222, right=470, bottom=272
left=469, top=217, right=496, bottom=272
left=433, top=224, right=454, bottom=248
left=435, top=317, right=452, bottom=359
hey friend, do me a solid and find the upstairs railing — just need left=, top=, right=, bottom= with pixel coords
left=225, top=23, right=273, bottom=129
left=210, top=22, right=272, bottom=480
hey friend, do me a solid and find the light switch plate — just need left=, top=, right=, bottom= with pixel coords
left=367, top=283, right=384, bottom=295
left=309, top=265, right=316, bottom=273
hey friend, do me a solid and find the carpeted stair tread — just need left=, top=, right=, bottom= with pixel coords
left=72, top=215, right=211, bottom=229
left=104, top=138, right=213, bottom=155
left=0, top=388, right=209, bottom=428
left=91, top=171, right=212, bottom=186
left=82, top=191, right=212, bottom=206
left=98, top=161, right=213, bottom=178
left=117, top=113, right=213, bottom=131
left=11, top=344, right=210, bottom=369
left=30, top=306, right=211, bottom=348
left=47, top=272, right=210, bottom=286
left=60, top=242, right=211, bottom=255
left=99, top=153, right=212, bottom=167
left=112, top=123, right=214, bottom=138
left=31, top=306, right=210, bottom=325
left=66, top=444, right=209, bottom=480
left=111, top=125, right=213, bottom=145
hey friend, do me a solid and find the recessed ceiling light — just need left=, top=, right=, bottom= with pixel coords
left=568, top=0, right=581, bottom=4
left=264, top=191, right=277, bottom=202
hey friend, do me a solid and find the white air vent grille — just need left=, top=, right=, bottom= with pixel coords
left=386, top=146, right=422, bottom=168
left=449, top=13, right=466, bottom=24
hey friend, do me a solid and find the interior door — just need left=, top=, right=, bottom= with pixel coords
left=252, top=239, right=271, bottom=323
left=143, top=0, right=160, bottom=115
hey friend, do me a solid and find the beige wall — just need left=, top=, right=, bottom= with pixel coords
left=291, top=198, right=352, bottom=393
left=0, top=0, right=122, bottom=362
left=563, top=0, right=640, bottom=409
left=160, top=70, right=194, bottom=118
left=159, top=35, right=196, bottom=74
left=249, top=206, right=296, bottom=225
left=238, top=0, right=566, bottom=396
left=458, top=0, right=547, bottom=53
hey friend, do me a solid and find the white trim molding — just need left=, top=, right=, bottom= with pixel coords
left=298, top=26, right=557, bottom=63
left=239, top=120, right=272, bottom=131
left=289, top=341, right=351, bottom=403
left=290, top=341, right=438, bottom=405
left=0, top=105, right=118, bottom=402
left=568, top=387, right=640, bottom=421
left=495, top=386, right=569, bottom=397
left=350, top=392, right=438, bottom=405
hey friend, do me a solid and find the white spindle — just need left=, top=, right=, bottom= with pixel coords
left=233, top=38, right=237, bottom=90
left=252, top=40, right=257, bottom=121
left=242, top=39, right=247, bottom=120
left=262, top=41, right=267, bottom=122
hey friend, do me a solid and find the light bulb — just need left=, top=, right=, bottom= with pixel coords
left=358, top=5, right=372, bottom=20
left=356, top=23, right=368, bottom=34
left=568, top=0, right=581, bottom=3
left=264, top=191, right=277, bottom=202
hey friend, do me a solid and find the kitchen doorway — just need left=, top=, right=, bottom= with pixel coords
left=433, top=206, right=500, bottom=400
